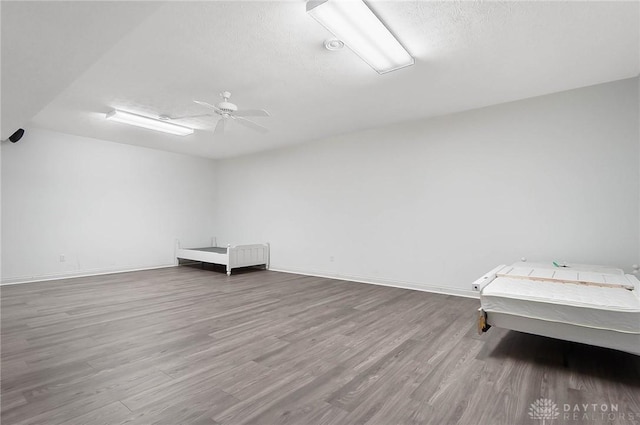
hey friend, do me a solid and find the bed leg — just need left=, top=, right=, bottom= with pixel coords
left=478, top=309, right=491, bottom=334
left=266, top=242, right=270, bottom=270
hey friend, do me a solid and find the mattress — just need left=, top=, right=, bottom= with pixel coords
left=508, top=261, right=624, bottom=275
left=498, top=263, right=633, bottom=289
left=187, top=247, right=228, bottom=254
left=481, top=277, right=640, bottom=334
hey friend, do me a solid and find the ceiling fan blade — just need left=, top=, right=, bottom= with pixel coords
left=214, top=118, right=226, bottom=136
left=234, top=109, right=270, bottom=117
left=194, top=100, right=221, bottom=113
left=233, top=116, right=268, bottom=133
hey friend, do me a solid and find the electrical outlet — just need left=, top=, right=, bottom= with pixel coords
left=329, top=256, right=334, bottom=262
left=59, top=254, right=65, bottom=262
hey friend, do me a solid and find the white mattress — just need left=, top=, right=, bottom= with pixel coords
left=508, top=261, right=624, bottom=275
left=481, top=276, right=640, bottom=334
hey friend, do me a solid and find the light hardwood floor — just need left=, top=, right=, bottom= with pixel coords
left=1, top=266, right=639, bottom=425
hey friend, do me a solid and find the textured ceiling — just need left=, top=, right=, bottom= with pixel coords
left=3, top=1, right=639, bottom=158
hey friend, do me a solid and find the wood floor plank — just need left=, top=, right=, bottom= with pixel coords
left=2, top=366, right=171, bottom=425
left=121, top=385, right=236, bottom=425
left=57, top=401, right=132, bottom=425
left=233, top=365, right=354, bottom=425
left=2, top=266, right=639, bottom=425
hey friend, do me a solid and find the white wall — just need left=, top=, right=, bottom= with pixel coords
left=215, top=77, right=640, bottom=296
left=1, top=128, right=217, bottom=283
left=2, top=78, right=638, bottom=292
left=638, top=76, right=640, bottom=275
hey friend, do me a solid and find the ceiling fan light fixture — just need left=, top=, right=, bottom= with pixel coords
left=307, top=0, right=414, bottom=74
left=106, top=109, right=194, bottom=136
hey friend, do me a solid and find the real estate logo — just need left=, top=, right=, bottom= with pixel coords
left=528, top=398, right=560, bottom=425
left=528, top=397, right=637, bottom=423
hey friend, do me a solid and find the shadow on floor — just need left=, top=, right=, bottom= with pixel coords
left=485, top=330, right=640, bottom=387
left=178, top=261, right=267, bottom=276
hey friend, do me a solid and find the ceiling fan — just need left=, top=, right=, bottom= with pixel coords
left=192, top=91, right=270, bottom=136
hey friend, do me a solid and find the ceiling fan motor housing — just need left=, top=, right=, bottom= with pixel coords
left=193, top=91, right=269, bottom=134
left=217, top=101, right=238, bottom=113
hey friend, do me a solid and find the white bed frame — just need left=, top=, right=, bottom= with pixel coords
left=175, top=239, right=270, bottom=276
left=474, top=264, right=640, bottom=356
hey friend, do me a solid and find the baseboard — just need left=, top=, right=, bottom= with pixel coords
left=269, top=266, right=479, bottom=299
left=2, top=264, right=479, bottom=299
left=0, top=264, right=177, bottom=286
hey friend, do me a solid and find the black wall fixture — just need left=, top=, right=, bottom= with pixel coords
left=3, top=128, right=25, bottom=143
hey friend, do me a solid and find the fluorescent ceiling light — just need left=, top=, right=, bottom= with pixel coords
left=106, top=109, right=194, bottom=136
left=307, top=0, right=414, bottom=74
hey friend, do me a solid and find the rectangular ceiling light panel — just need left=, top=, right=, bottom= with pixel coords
left=106, top=109, right=194, bottom=136
left=307, top=0, right=414, bottom=74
